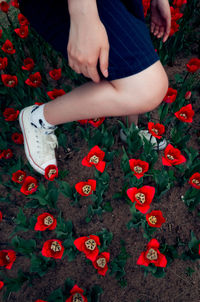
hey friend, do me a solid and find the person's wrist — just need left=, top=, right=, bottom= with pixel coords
left=68, top=0, right=99, bottom=19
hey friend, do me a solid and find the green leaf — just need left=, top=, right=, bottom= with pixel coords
left=11, top=236, right=36, bottom=257
left=47, top=288, right=63, bottom=302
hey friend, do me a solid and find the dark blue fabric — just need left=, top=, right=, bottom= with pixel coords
left=19, top=0, right=159, bottom=81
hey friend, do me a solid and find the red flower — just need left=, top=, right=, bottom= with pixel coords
left=75, top=179, right=96, bottom=196
left=34, top=213, right=57, bottom=231
left=148, top=122, right=165, bottom=139
left=0, top=149, right=13, bottom=159
left=174, top=104, right=194, bottom=123
left=186, top=58, right=200, bottom=73
left=172, top=0, right=187, bottom=7
left=0, top=29, right=2, bottom=39
left=170, top=6, right=183, bottom=21
left=162, top=144, right=186, bottom=166
left=146, top=210, right=166, bottom=228
left=66, top=285, right=88, bottom=302
left=34, top=102, right=44, bottom=106
left=142, top=0, right=150, bottom=17
left=92, top=252, right=110, bottom=276
left=1, top=74, right=18, bottom=87
left=0, top=1, right=9, bottom=13
left=185, top=91, right=191, bottom=100
left=35, top=300, right=47, bottom=302
left=0, top=57, right=8, bottom=70
left=163, top=88, right=178, bottom=103
left=82, top=145, right=106, bottom=173
left=77, top=119, right=88, bottom=125
left=88, top=117, right=105, bottom=127
left=41, top=239, right=64, bottom=259
left=189, top=173, right=200, bottom=190
left=3, top=108, right=19, bottom=121
left=47, top=88, right=66, bottom=100
left=74, top=235, right=100, bottom=261
left=169, top=20, right=180, bottom=37
left=0, top=211, right=2, bottom=222
left=0, top=250, right=16, bottom=269
left=11, top=133, right=23, bottom=144
left=22, top=58, right=34, bottom=71
left=1, top=40, right=16, bottom=54
left=137, top=239, right=167, bottom=267
left=127, top=186, right=155, bottom=214
left=11, top=0, right=19, bottom=8
left=18, top=13, right=29, bottom=26
left=25, top=72, right=42, bottom=87
left=0, top=281, right=4, bottom=290
left=20, top=176, right=38, bottom=195
left=49, top=68, right=62, bottom=80
left=12, top=170, right=26, bottom=184
left=44, top=165, right=58, bottom=181
left=129, top=159, right=149, bottom=179
left=14, top=25, right=29, bottom=39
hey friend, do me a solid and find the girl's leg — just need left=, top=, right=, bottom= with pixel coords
left=42, top=60, right=168, bottom=126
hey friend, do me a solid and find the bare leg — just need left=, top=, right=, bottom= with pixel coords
left=121, top=114, right=139, bottom=127
left=44, top=60, right=168, bottom=126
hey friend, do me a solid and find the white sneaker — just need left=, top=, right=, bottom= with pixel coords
left=119, top=128, right=167, bottom=151
left=19, top=105, right=58, bottom=175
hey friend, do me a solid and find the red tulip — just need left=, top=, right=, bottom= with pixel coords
left=1, top=40, right=16, bottom=54
left=92, top=252, right=110, bottom=276
left=82, top=145, right=106, bottom=172
left=20, top=176, right=38, bottom=195
left=75, top=179, right=96, bottom=196
left=146, top=210, right=166, bottom=227
left=129, top=159, right=149, bottom=179
left=148, top=122, right=165, bottom=139
left=189, top=173, right=200, bottom=190
left=65, top=285, right=88, bottom=302
left=47, top=88, right=66, bottom=100
left=3, top=108, right=19, bottom=121
left=12, top=170, right=26, bottom=184
left=0, top=250, right=16, bottom=269
left=137, top=239, right=167, bottom=267
left=127, top=186, right=155, bottom=214
left=74, top=235, right=100, bottom=261
left=44, top=165, right=58, bottom=181
left=1, top=74, right=18, bottom=87
left=34, top=213, right=57, bottom=231
left=174, top=104, right=194, bottom=123
left=49, top=68, right=61, bottom=80
left=41, top=239, right=64, bottom=259
left=162, top=144, right=186, bottom=166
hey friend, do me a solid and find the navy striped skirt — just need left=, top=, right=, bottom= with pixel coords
left=18, top=0, right=160, bottom=81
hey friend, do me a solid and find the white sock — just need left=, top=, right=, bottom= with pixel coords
left=30, top=104, right=57, bottom=134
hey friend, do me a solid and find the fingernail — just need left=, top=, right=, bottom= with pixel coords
left=104, top=69, right=108, bottom=77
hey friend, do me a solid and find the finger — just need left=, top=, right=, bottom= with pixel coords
left=163, top=16, right=171, bottom=43
left=99, top=47, right=109, bottom=78
left=150, top=22, right=155, bottom=33
left=153, top=25, right=160, bottom=36
left=80, top=65, right=90, bottom=78
left=157, top=26, right=165, bottom=38
left=73, top=63, right=81, bottom=74
left=87, top=65, right=100, bottom=83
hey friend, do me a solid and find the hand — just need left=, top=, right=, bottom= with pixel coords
left=67, top=15, right=110, bottom=83
left=150, top=0, right=171, bottom=43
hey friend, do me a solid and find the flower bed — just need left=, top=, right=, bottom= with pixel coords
left=0, top=0, right=200, bottom=301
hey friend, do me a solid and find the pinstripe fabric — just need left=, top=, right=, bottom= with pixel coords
left=18, top=0, right=160, bottom=81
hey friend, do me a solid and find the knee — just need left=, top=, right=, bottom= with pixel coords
left=112, top=61, right=169, bottom=115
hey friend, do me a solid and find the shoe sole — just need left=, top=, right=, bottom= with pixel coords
left=19, top=108, right=45, bottom=175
